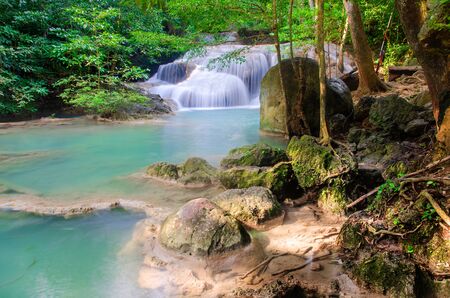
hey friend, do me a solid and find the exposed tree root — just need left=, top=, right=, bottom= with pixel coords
left=346, top=155, right=450, bottom=209
left=240, top=247, right=313, bottom=280
left=271, top=250, right=332, bottom=276
left=367, top=222, right=424, bottom=239
left=420, top=190, right=450, bottom=227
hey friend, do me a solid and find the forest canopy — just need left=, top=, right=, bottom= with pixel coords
left=0, top=0, right=412, bottom=118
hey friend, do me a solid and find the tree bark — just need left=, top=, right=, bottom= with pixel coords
left=338, top=16, right=349, bottom=73
left=395, top=0, right=450, bottom=151
left=343, top=0, right=386, bottom=94
left=317, top=0, right=330, bottom=144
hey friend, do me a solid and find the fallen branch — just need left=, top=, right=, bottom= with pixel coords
left=420, top=190, right=450, bottom=227
left=367, top=222, right=423, bottom=239
left=271, top=250, right=332, bottom=276
left=240, top=246, right=312, bottom=280
left=314, top=231, right=340, bottom=240
left=346, top=156, right=450, bottom=209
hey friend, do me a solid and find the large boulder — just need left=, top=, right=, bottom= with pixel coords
left=220, top=143, right=288, bottom=169
left=146, top=157, right=217, bottom=187
left=218, top=162, right=300, bottom=199
left=260, top=57, right=354, bottom=137
left=159, top=198, right=250, bottom=256
left=212, top=187, right=284, bottom=229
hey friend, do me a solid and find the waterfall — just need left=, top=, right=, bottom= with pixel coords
left=144, top=43, right=354, bottom=109
left=147, top=45, right=276, bottom=109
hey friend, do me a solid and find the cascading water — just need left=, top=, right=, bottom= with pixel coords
left=147, top=45, right=276, bottom=109
left=144, top=43, right=354, bottom=109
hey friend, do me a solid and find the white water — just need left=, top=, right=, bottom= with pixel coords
left=145, top=43, right=354, bottom=109
left=148, top=45, right=276, bottom=109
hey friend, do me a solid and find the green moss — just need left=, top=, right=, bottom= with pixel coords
left=286, top=135, right=355, bottom=189
left=220, top=143, right=288, bottom=169
left=383, top=161, right=408, bottom=179
left=352, top=252, right=415, bottom=297
left=318, top=178, right=349, bottom=215
left=180, top=157, right=217, bottom=176
left=147, top=162, right=179, bottom=180
left=219, top=167, right=267, bottom=189
left=338, top=221, right=364, bottom=250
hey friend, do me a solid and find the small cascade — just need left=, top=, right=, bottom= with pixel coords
left=144, top=43, right=354, bottom=109
left=147, top=44, right=276, bottom=109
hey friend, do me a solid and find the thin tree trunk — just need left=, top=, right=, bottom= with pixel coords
left=272, top=0, right=289, bottom=137
left=317, top=0, right=330, bottom=144
left=288, top=0, right=294, bottom=59
left=395, top=0, right=450, bottom=151
left=338, top=16, right=349, bottom=73
left=343, top=0, right=386, bottom=94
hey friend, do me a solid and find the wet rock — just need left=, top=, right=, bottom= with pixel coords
left=404, top=119, right=429, bottom=137
left=415, top=230, right=450, bottom=274
left=147, top=162, right=179, bottom=180
left=369, top=94, right=419, bottom=134
left=159, top=198, right=250, bottom=256
left=212, top=187, right=283, bottom=229
left=310, top=263, right=323, bottom=271
left=260, top=57, right=354, bottom=137
left=220, top=143, right=288, bottom=169
left=218, top=162, right=299, bottom=199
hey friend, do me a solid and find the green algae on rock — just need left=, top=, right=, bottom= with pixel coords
left=212, top=187, right=284, bottom=230
left=147, top=157, right=218, bottom=187
left=351, top=252, right=416, bottom=297
left=159, top=198, right=250, bottom=256
left=147, top=162, right=180, bottom=180
left=318, top=178, right=349, bottom=215
left=220, top=143, right=288, bottom=169
left=218, top=162, right=299, bottom=199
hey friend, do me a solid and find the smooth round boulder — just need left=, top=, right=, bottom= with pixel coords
left=159, top=198, right=250, bottom=256
left=260, top=57, right=354, bottom=137
left=220, top=143, right=288, bottom=169
left=212, top=187, right=284, bottom=229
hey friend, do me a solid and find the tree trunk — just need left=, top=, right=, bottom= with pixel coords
left=317, top=0, right=330, bottom=144
left=395, top=0, right=450, bottom=151
left=338, top=16, right=349, bottom=73
left=272, top=0, right=289, bottom=137
left=343, top=0, right=386, bottom=94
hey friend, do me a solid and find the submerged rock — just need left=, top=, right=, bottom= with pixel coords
left=218, top=162, right=299, bottom=199
left=220, top=143, right=288, bottom=169
left=212, top=187, right=284, bottom=229
left=146, top=157, right=218, bottom=187
left=260, top=57, right=353, bottom=137
left=159, top=198, right=250, bottom=256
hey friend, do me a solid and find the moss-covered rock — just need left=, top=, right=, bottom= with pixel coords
left=178, top=157, right=218, bottom=186
left=159, top=198, right=250, bottom=256
left=286, top=135, right=356, bottom=189
left=318, top=178, right=349, bottom=215
left=415, top=231, right=450, bottom=274
left=212, top=187, right=283, bottom=229
left=147, top=157, right=218, bottom=187
left=338, top=219, right=365, bottom=250
left=369, top=94, right=419, bottom=134
left=147, top=162, right=179, bottom=180
left=220, top=143, right=288, bottom=169
left=218, top=162, right=299, bottom=199
left=352, top=252, right=416, bottom=297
